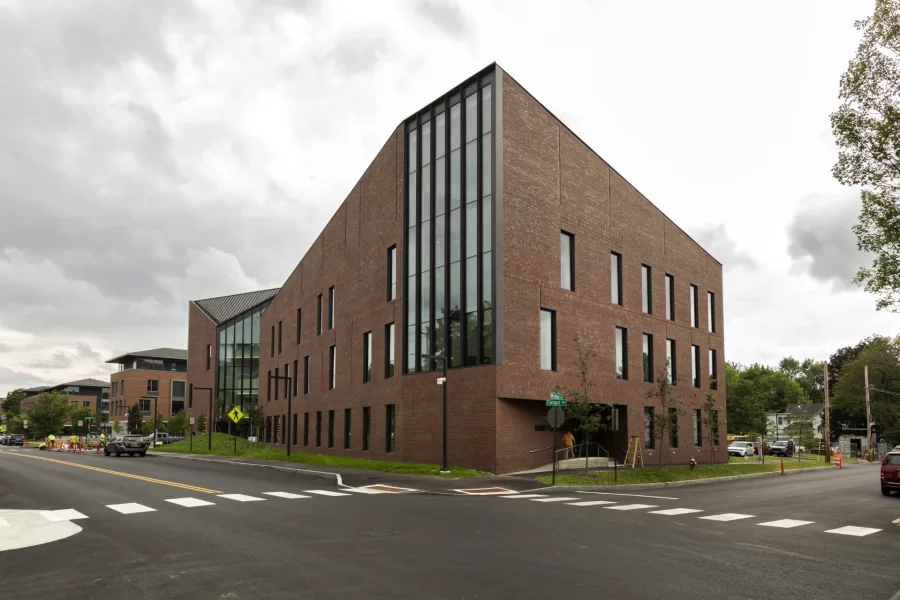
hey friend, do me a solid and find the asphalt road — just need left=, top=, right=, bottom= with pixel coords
left=1, top=448, right=898, bottom=599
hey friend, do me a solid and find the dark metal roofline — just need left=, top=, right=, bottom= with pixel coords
left=402, top=62, right=498, bottom=126
left=191, top=288, right=281, bottom=326
left=105, top=347, right=188, bottom=365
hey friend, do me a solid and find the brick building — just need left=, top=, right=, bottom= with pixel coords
left=107, top=348, right=188, bottom=431
left=22, top=378, right=110, bottom=433
left=187, top=64, right=726, bottom=474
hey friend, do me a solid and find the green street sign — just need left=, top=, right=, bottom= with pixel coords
left=547, top=392, right=566, bottom=407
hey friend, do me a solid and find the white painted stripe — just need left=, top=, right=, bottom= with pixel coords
left=347, top=488, right=387, bottom=494
left=39, top=509, right=89, bottom=522
left=262, top=492, right=309, bottom=499
left=531, top=497, right=579, bottom=503
left=758, top=519, right=814, bottom=529
left=500, top=494, right=547, bottom=499
left=699, top=513, right=754, bottom=522
left=106, top=503, right=156, bottom=515
left=165, top=497, right=215, bottom=508
left=566, top=500, right=617, bottom=507
left=577, top=491, right=679, bottom=500
left=649, top=508, right=704, bottom=516
left=0, top=516, right=8, bottom=527
left=892, top=517, right=900, bottom=525
left=217, top=494, right=265, bottom=502
left=603, top=503, right=658, bottom=511
left=306, top=490, right=351, bottom=497
left=824, top=525, right=882, bottom=537
left=453, top=488, right=517, bottom=495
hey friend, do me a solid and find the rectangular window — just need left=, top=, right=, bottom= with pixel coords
left=140, top=398, right=151, bottom=416
left=385, top=323, right=395, bottom=378
left=641, top=265, right=652, bottom=314
left=284, top=363, right=289, bottom=398
left=691, top=344, right=701, bottom=388
left=296, top=308, right=302, bottom=344
left=363, top=406, right=371, bottom=451
left=293, top=413, right=298, bottom=446
left=560, top=231, right=574, bottom=291
left=666, top=339, right=676, bottom=384
left=712, top=410, right=720, bottom=445
left=388, top=246, right=397, bottom=301
left=303, top=356, right=309, bottom=395
left=82, top=400, right=91, bottom=408
left=665, top=274, right=675, bottom=320
left=328, top=410, right=334, bottom=448
left=540, top=309, right=556, bottom=371
left=642, top=333, right=653, bottom=383
left=690, top=284, right=699, bottom=328
left=329, top=346, right=336, bottom=390
left=171, top=381, right=186, bottom=414
left=386, top=404, right=395, bottom=452
left=615, top=327, right=627, bottom=380
left=274, top=367, right=279, bottom=400
left=669, top=408, right=679, bottom=448
left=292, top=359, right=298, bottom=396
left=317, top=294, right=323, bottom=335
left=363, top=331, right=373, bottom=383
left=267, top=370, right=272, bottom=401
left=611, top=252, right=623, bottom=305
left=315, top=411, right=322, bottom=447
left=707, top=291, right=716, bottom=333
left=328, top=286, right=335, bottom=330
left=303, top=412, right=309, bottom=446
left=709, top=348, right=718, bottom=390
left=278, top=320, right=282, bottom=354
left=694, top=409, right=703, bottom=447
left=146, top=380, right=158, bottom=395
left=271, top=325, right=275, bottom=357
left=344, top=408, right=351, bottom=449
left=644, top=407, right=655, bottom=449
left=206, top=345, right=211, bottom=370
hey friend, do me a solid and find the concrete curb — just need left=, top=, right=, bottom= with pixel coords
left=525, top=465, right=836, bottom=493
left=147, top=451, right=344, bottom=487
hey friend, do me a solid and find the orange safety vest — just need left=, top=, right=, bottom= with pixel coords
left=563, top=432, right=575, bottom=447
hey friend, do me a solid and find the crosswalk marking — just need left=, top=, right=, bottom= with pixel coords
left=566, top=500, right=617, bottom=507
left=166, top=497, right=215, bottom=508
left=500, top=494, right=548, bottom=499
left=603, top=504, right=658, bottom=511
left=106, top=503, right=156, bottom=515
left=825, top=526, right=882, bottom=537
left=758, top=519, right=814, bottom=529
left=649, top=508, right=703, bottom=516
left=263, top=492, right=309, bottom=499
left=306, top=490, right=351, bottom=497
left=347, top=488, right=387, bottom=494
left=699, top=513, right=755, bottom=522
left=532, top=497, right=579, bottom=503
left=218, top=494, right=265, bottom=502
left=39, top=509, right=89, bottom=522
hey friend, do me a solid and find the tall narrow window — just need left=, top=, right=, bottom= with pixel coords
left=296, top=308, right=302, bottom=344
left=271, top=325, right=275, bottom=357
left=363, top=407, right=371, bottom=451
left=315, top=411, right=322, bottom=447
left=293, top=413, right=298, bottom=446
left=303, top=412, right=309, bottom=446
left=611, top=252, right=623, bottom=305
left=665, top=274, right=675, bottom=320
left=666, top=339, right=676, bottom=384
left=327, top=410, right=334, bottom=448
left=344, top=408, right=351, bottom=449
left=329, top=345, right=336, bottom=390
left=317, top=294, right=323, bottom=335
left=642, top=333, right=653, bottom=383
left=274, top=367, right=279, bottom=401
left=328, top=286, right=335, bottom=330
left=709, top=348, right=718, bottom=390
left=303, top=356, right=309, bottom=395
left=694, top=409, right=703, bottom=447
left=615, top=327, right=628, bottom=380
left=690, top=284, right=699, bottom=328
left=712, top=410, right=720, bottom=445
left=386, top=404, right=395, bottom=452
left=644, top=407, right=655, bottom=449
left=385, top=323, right=395, bottom=378
left=388, top=246, right=397, bottom=301
left=641, top=265, right=652, bottom=314
left=284, top=363, right=289, bottom=398
left=278, top=320, right=282, bottom=354
left=691, top=344, right=700, bottom=388
left=540, top=309, right=556, bottom=371
left=707, top=291, right=716, bottom=333
left=206, top=345, right=211, bottom=370
left=363, top=331, right=373, bottom=383
left=267, top=370, right=272, bottom=401
left=560, top=231, right=574, bottom=291
left=669, top=408, right=679, bottom=448
left=292, top=360, right=298, bottom=397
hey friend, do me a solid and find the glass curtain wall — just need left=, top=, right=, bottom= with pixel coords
left=405, top=72, right=493, bottom=374
left=217, top=307, right=263, bottom=411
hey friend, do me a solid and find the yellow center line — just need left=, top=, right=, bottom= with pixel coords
left=2, top=451, right=221, bottom=494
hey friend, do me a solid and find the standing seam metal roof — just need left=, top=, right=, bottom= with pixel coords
left=192, top=288, right=280, bottom=325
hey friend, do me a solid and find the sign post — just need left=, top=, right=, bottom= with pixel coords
left=189, top=417, right=196, bottom=452
left=547, top=404, right=566, bottom=486
left=228, top=407, right=244, bottom=455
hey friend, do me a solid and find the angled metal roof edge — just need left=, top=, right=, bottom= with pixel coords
left=105, top=348, right=188, bottom=364
left=191, top=288, right=281, bottom=325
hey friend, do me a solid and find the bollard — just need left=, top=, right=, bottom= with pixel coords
left=780, top=456, right=784, bottom=475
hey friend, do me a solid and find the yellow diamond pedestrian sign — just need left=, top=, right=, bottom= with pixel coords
left=228, top=407, right=244, bottom=424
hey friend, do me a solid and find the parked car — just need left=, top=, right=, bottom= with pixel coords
left=728, top=441, right=755, bottom=457
left=0, top=434, right=8, bottom=445
left=104, top=435, right=149, bottom=457
left=7, top=434, right=24, bottom=447
left=881, top=451, right=900, bottom=496
left=892, top=445, right=900, bottom=453
left=769, top=440, right=795, bottom=457
left=754, top=440, right=771, bottom=454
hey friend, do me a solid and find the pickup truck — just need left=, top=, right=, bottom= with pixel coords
left=147, top=432, right=184, bottom=445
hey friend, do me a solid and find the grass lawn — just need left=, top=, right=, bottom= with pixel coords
left=537, top=458, right=832, bottom=486
left=151, top=433, right=484, bottom=478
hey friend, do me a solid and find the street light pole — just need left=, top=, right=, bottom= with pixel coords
left=192, top=387, right=213, bottom=451
left=269, top=372, right=293, bottom=456
left=425, top=354, right=450, bottom=475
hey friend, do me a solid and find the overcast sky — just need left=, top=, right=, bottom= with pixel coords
left=0, top=0, right=893, bottom=395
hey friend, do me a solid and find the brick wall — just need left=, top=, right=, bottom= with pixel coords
left=186, top=302, right=217, bottom=427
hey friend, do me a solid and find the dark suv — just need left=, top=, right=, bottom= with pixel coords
left=104, top=435, right=149, bottom=457
left=881, top=452, right=900, bottom=496
left=7, top=434, right=24, bottom=447
left=769, top=440, right=795, bottom=457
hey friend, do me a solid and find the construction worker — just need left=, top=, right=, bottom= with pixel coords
left=47, top=434, right=55, bottom=449
left=563, top=430, right=576, bottom=459
left=69, top=433, right=78, bottom=452
left=99, top=432, right=106, bottom=448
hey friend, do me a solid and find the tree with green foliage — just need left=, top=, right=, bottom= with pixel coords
left=245, top=401, right=264, bottom=440
left=2, top=388, right=25, bottom=418
left=831, top=0, right=900, bottom=310
left=558, top=338, right=608, bottom=458
left=25, top=392, right=72, bottom=438
left=834, top=335, right=900, bottom=445
left=168, top=411, right=188, bottom=436
left=648, top=364, right=684, bottom=468
left=69, top=405, right=93, bottom=435
left=127, top=403, right=143, bottom=434
left=112, top=419, right=123, bottom=435
left=702, top=388, right=722, bottom=464
left=197, top=413, right=208, bottom=434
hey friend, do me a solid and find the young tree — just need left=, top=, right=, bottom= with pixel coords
left=111, top=419, right=123, bottom=436
left=702, top=388, right=722, bottom=464
left=127, top=403, right=144, bottom=434
left=168, top=411, right=188, bottom=436
left=69, top=406, right=93, bottom=435
left=648, top=363, right=684, bottom=468
left=559, top=337, right=608, bottom=459
left=197, top=413, right=208, bottom=435
left=245, top=401, right=264, bottom=440
left=25, top=392, right=72, bottom=438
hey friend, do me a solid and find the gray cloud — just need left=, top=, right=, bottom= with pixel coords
left=690, top=224, right=757, bottom=271
left=0, top=365, right=47, bottom=390
left=413, top=0, right=473, bottom=39
left=75, top=342, right=102, bottom=361
left=25, top=351, right=75, bottom=370
left=325, top=34, right=392, bottom=77
left=787, top=192, right=870, bottom=289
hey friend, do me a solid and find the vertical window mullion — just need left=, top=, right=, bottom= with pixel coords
left=475, top=79, right=483, bottom=365
left=415, top=113, right=422, bottom=373
left=429, top=111, right=437, bottom=371
left=459, top=86, right=467, bottom=368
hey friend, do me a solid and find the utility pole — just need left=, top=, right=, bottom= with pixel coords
left=824, top=362, right=831, bottom=463
left=865, top=365, right=873, bottom=461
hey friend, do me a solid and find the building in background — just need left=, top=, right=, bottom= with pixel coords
left=22, top=378, right=110, bottom=433
left=106, top=348, right=188, bottom=429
